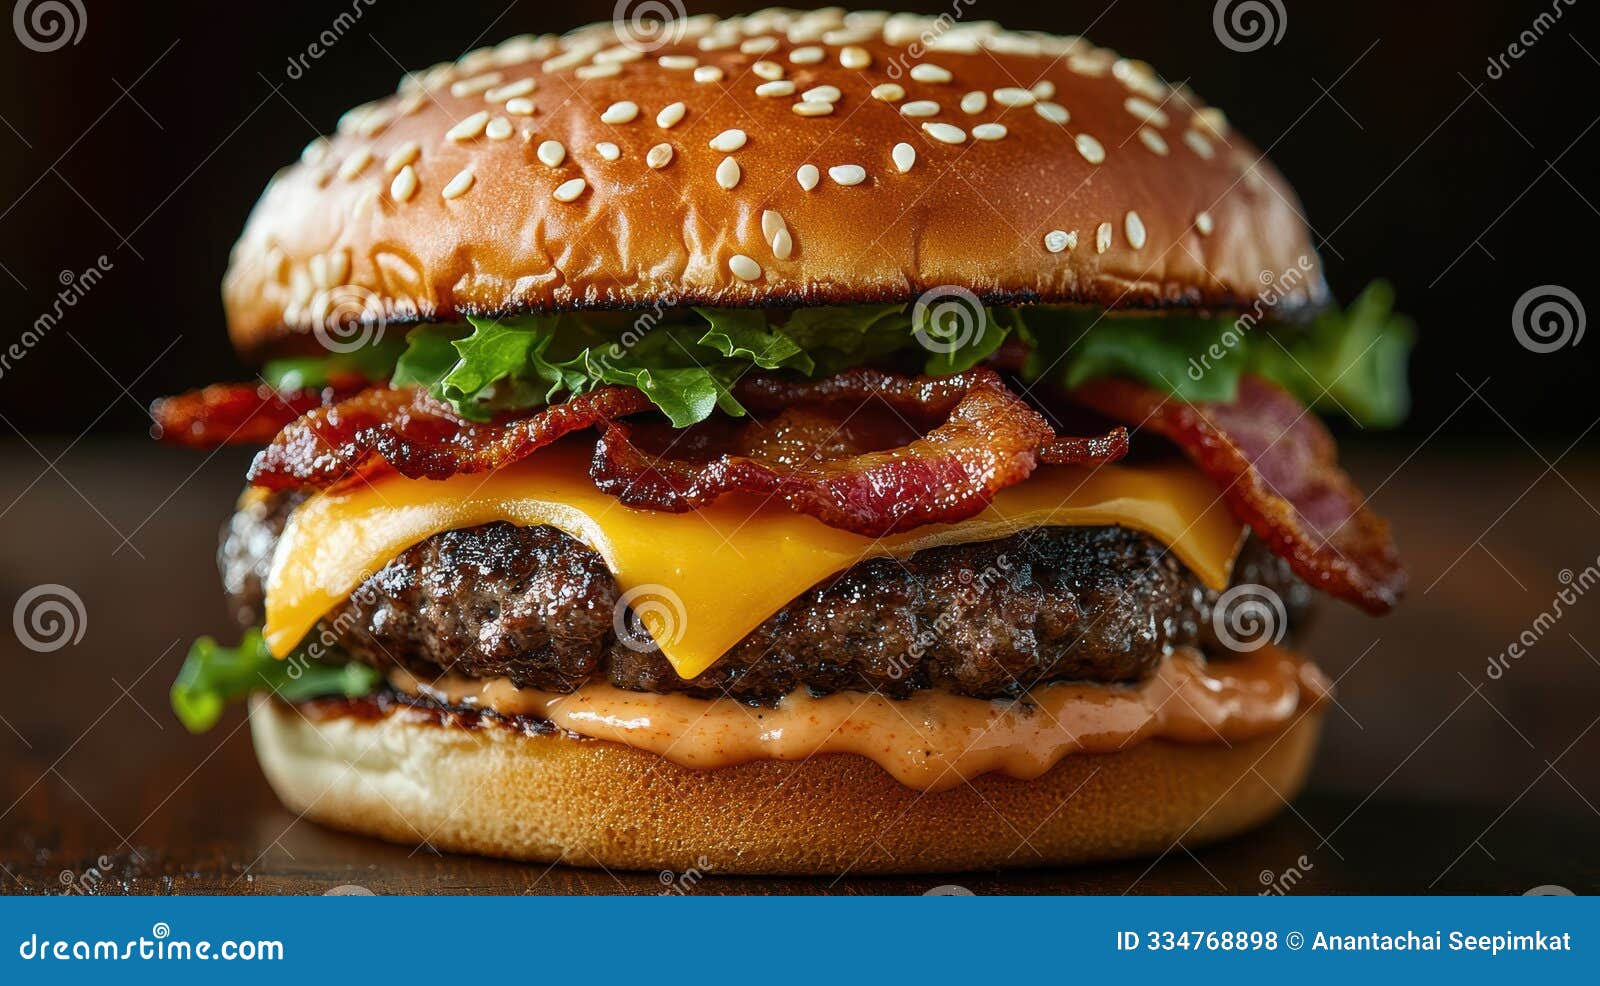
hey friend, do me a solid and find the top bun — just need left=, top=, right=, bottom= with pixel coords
left=223, top=8, right=1326, bottom=357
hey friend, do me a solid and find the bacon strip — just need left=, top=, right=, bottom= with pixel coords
left=245, top=385, right=653, bottom=491
left=1073, top=375, right=1405, bottom=613
left=150, top=379, right=367, bottom=449
left=590, top=369, right=1127, bottom=537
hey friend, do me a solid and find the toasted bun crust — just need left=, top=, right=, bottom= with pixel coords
left=250, top=696, right=1322, bottom=875
left=224, top=9, right=1325, bottom=357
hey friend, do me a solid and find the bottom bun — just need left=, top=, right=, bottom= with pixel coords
left=250, top=696, right=1322, bottom=875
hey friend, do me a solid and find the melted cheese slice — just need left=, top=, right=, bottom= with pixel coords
left=264, top=441, right=1243, bottom=679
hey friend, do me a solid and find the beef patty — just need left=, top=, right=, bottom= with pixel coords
left=222, top=491, right=1313, bottom=702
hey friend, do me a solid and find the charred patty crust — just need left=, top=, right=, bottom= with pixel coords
left=223, top=493, right=1312, bottom=702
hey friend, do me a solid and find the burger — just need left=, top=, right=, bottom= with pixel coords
left=158, top=9, right=1411, bottom=875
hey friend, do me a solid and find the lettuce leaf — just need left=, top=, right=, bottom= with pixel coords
left=268, top=286, right=1412, bottom=430
left=170, top=629, right=382, bottom=734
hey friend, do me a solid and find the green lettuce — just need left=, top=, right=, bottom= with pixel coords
left=170, top=629, right=382, bottom=734
left=259, top=284, right=1414, bottom=430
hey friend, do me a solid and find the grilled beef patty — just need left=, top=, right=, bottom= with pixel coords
left=222, top=492, right=1313, bottom=702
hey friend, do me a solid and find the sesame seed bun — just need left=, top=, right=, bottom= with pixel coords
left=249, top=695, right=1322, bottom=875
left=224, top=9, right=1325, bottom=358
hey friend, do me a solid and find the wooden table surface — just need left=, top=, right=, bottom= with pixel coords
left=2, top=440, right=1597, bottom=895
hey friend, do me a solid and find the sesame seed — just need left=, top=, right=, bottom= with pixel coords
left=972, top=123, right=1007, bottom=141
left=753, top=59, right=784, bottom=81
left=715, top=156, right=741, bottom=189
left=892, top=142, right=916, bottom=173
left=900, top=100, right=940, bottom=118
left=596, top=141, right=620, bottom=161
left=761, top=209, right=787, bottom=243
left=337, top=148, right=373, bottom=181
left=1044, top=230, right=1074, bottom=253
left=910, top=63, right=953, bottom=83
left=450, top=71, right=502, bottom=98
left=656, top=101, right=686, bottom=128
left=871, top=83, right=905, bottom=102
left=771, top=227, right=793, bottom=260
left=802, top=85, right=841, bottom=103
left=729, top=254, right=762, bottom=281
left=537, top=140, right=566, bottom=167
left=447, top=111, right=491, bottom=141
left=594, top=45, right=643, bottom=65
left=1035, top=102, right=1069, bottom=125
left=1124, top=97, right=1169, bottom=128
left=792, top=100, right=835, bottom=117
left=390, top=165, right=419, bottom=202
left=1194, top=106, right=1229, bottom=136
left=384, top=141, right=421, bottom=174
left=1138, top=128, right=1169, bottom=155
left=574, top=63, right=621, bottom=80
left=789, top=45, right=824, bottom=64
left=646, top=143, right=674, bottom=169
left=756, top=80, right=796, bottom=97
left=1075, top=133, right=1106, bottom=164
left=483, top=77, right=535, bottom=102
left=552, top=177, right=587, bottom=202
left=839, top=45, right=871, bottom=69
left=708, top=128, right=747, bottom=152
left=441, top=168, right=475, bottom=199
left=739, top=37, right=778, bottom=54
left=992, top=87, right=1034, bottom=107
left=796, top=164, right=820, bottom=190
left=1125, top=210, right=1147, bottom=249
left=693, top=65, right=724, bottom=83
left=505, top=97, right=535, bottom=115
left=1095, top=221, right=1113, bottom=253
left=600, top=101, right=638, bottom=124
left=659, top=54, right=698, bottom=71
left=1032, top=80, right=1057, bottom=100
left=829, top=164, right=867, bottom=186
left=485, top=116, right=513, bottom=140
left=922, top=122, right=967, bottom=144
left=1195, top=211, right=1215, bottom=235
left=1184, top=129, right=1215, bottom=159
left=960, top=91, right=987, bottom=114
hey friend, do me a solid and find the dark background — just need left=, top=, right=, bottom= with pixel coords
left=0, top=0, right=1595, bottom=438
left=1, top=2, right=1598, bottom=893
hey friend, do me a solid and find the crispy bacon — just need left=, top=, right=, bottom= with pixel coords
left=590, top=369, right=1128, bottom=537
left=1072, top=375, right=1405, bottom=613
left=245, top=385, right=654, bottom=491
left=150, top=378, right=367, bottom=449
